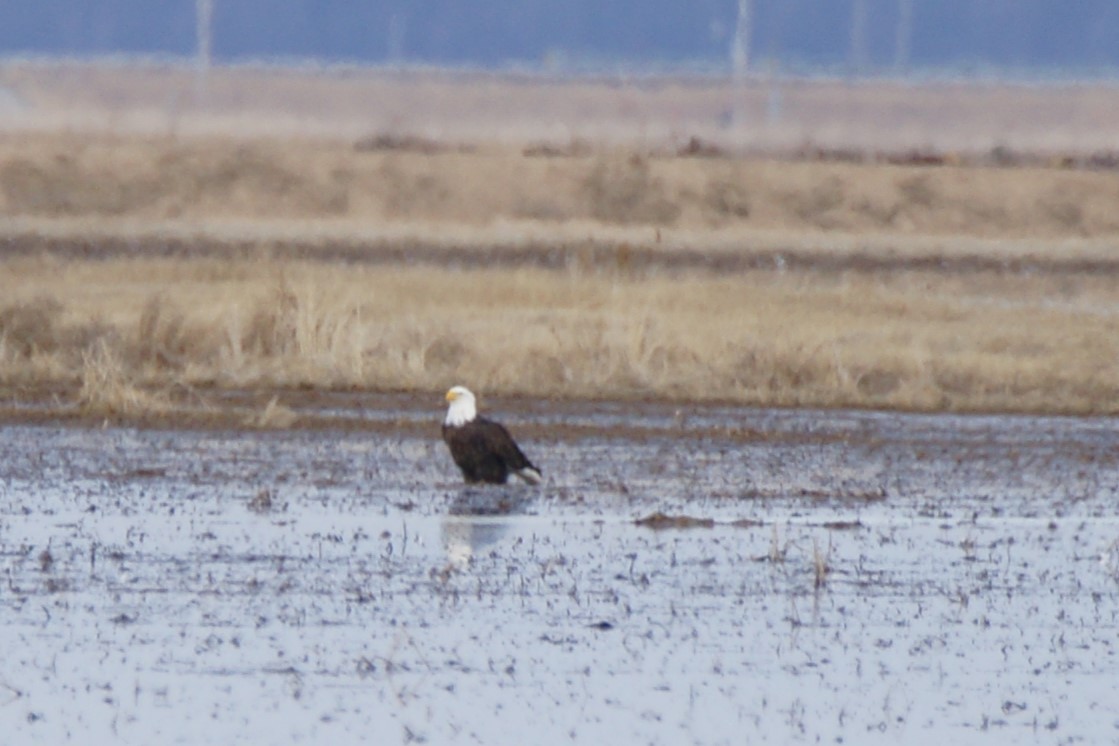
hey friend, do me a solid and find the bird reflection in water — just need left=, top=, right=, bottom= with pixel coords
left=441, top=486, right=534, bottom=566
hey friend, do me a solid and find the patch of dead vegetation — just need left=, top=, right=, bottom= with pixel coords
left=4, top=250, right=1119, bottom=415
left=243, top=395, right=297, bottom=429
left=78, top=340, right=169, bottom=417
left=634, top=512, right=717, bottom=530
left=0, top=156, right=163, bottom=216
left=5, top=131, right=1119, bottom=237
left=584, top=154, right=681, bottom=225
left=354, top=133, right=476, bottom=155
left=522, top=139, right=593, bottom=158
left=0, top=297, right=64, bottom=356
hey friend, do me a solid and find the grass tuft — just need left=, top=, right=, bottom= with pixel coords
left=0, top=298, right=64, bottom=357
left=813, top=537, right=832, bottom=589
left=78, top=339, right=168, bottom=417
left=243, top=395, right=298, bottom=429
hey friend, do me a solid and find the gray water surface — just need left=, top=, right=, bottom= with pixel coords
left=0, top=405, right=1117, bottom=744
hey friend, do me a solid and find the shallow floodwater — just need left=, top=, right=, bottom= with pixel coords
left=0, top=404, right=1117, bottom=744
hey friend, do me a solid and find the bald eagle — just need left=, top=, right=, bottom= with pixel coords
left=442, top=386, right=542, bottom=485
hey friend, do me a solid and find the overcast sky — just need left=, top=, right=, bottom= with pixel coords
left=2, top=1, right=1117, bottom=77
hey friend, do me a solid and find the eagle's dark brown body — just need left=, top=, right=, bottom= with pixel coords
left=442, top=416, right=542, bottom=485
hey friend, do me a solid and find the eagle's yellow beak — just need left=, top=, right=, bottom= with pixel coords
left=445, top=389, right=457, bottom=402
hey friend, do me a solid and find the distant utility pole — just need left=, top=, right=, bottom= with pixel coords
left=894, top=0, right=914, bottom=74
left=731, top=0, right=751, bottom=125
left=196, top=0, right=214, bottom=101
left=387, top=13, right=406, bottom=64
left=732, top=0, right=751, bottom=77
left=850, top=0, right=869, bottom=76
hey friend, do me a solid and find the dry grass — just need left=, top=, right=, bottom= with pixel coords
left=0, top=118, right=1117, bottom=416
left=77, top=339, right=169, bottom=417
left=2, top=132, right=1119, bottom=239
left=813, top=537, right=832, bottom=590
left=3, top=249, right=1119, bottom=415
left=243, top=396, right=298, bottom=429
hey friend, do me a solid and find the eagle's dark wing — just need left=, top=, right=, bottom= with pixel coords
left=442, top=417, right=541, bottom=484
left=474, top=417, right=538, bottom=474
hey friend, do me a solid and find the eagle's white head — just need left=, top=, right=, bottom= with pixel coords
left=444, top=385, right=477, bottom=427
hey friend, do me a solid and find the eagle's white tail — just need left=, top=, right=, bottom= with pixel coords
left=515, top=466, right=543, bottom=485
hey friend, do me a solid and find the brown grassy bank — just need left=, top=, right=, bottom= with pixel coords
left=3, top=132, right=1119, bottom=238
left=2, top=127, right=1119, bottom=419
left=3, top=248, right=1119, bottom=418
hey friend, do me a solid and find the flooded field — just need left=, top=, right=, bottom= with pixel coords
left=0, top=400, right=1117, bottom=744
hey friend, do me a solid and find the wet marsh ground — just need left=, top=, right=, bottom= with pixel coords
left=0, top=398, right=1117, bottom=744
left=4, top=67, right=1119, bottom=744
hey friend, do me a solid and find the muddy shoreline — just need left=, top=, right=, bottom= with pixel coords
left=4, top=384, right=1116, bottom=441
